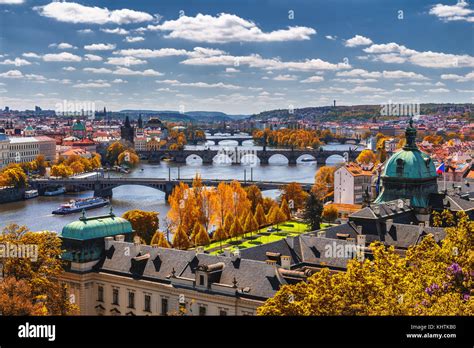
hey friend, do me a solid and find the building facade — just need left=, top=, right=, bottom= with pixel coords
left=334, top=163, right=374, bottom=205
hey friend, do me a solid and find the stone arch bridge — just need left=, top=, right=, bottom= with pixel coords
left=29, top=178, right=313, bottom=199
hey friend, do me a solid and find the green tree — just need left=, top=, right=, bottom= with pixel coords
left=302, top=192, right=323, bottom=231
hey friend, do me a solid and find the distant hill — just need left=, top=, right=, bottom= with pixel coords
left=119, top=110, right=249, bottom=123
left=249, top=103, right=472, bottom=122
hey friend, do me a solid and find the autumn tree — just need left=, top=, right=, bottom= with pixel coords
left=229, top=219, right=244, bottom=240
left=312, top=166, right=336, bottom=200
left=0, top=224, right=78, bottom=315
left=268, top=206, right=287, bottom=229
left=0, top=277, right=45, bottom=315
left=118, top=150, right=140, bottom=168
left=172, top=225, right=191, bottom=250
left=254, top=204, right=267, bottom=229
left=356, top=149, right=377, bottom=165
left=281, top=182, right=309, bottom=212
left=302, top=192, right=323, bottom=231
left=213, top=226, right=227, bottom=251
left=106, top=141, right=126, bottom=165
left=223, top=213, right=234, bottom=236
left=258, top=213, right=473, bottom=316
left=244, top=213, right=259, bottom=235
left=122, top=210, right=159, bottom=244
left=322, top=204, right=338, bottom=223
left=150, top=231, right=171, bottom=248
left=194, top=224, right=211, bottom=246
left=280, top=198, right=292, bottom=220
left=0, top=164, right=28, bottom=187
left=50, top=164, right=73, bottom=178
left=245, top=185, right=263, bottom=211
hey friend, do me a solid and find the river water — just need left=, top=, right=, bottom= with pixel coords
left=0, top=143, right=363, bottom=233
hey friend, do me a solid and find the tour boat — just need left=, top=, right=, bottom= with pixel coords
left=24, top=189, right=39, bottom=199
left=44, top=186, right=66, bottom=196
left=52, top=197, right=109, bottom=215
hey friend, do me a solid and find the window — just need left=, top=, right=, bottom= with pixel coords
left=144, top=295, right=151, bottom=313
left=219, top=309, right=227, bottom=316
left=128, top=292, right=135, bottom=309
left=161, top=298, right=168, bottom=316
left=199, top=306, right=207, bottom=316
left=97, top=286, right=104, bottom=302
left=112, top=288, right=119, bottom=305
left=199, top=275, right=205, bottom=286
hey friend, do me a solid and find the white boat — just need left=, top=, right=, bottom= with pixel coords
left=44, top=186, right=66, bottom=196
left=24, top=189, right=39, bottom=199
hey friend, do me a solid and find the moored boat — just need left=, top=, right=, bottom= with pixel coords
left=24, top=189, right=39, bottom=199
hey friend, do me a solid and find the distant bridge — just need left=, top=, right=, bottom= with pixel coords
left=137, top=148, right=359, bottom=165
left=193, top=135, right=254, bottom=146
left=29, top=177, right=313, bottom=199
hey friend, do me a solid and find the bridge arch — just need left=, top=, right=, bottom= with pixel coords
left=296, top=154, right=317, bottom=164
left=240, top=153, right=260, bottom=166
left=185, top=154, right=203, bottom=165
left=325, top=154, right=346, bottom=165
left=213, top=153, right=233, bottom=165
left=268, top=153, right=289, bottom=165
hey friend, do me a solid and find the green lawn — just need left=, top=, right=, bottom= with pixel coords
left=200, top=221, right=331, bottom=255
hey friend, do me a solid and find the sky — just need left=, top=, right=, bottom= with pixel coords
left=0, top=0, right=473, bottom=114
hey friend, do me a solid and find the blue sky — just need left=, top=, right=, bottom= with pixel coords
left=0, top=0, right=473, bottom=114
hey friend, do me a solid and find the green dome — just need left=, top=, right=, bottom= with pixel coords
left=61, top=214, right=133, bottom=241
left=72, top=120, right=86, bottom=131
left=382, top=148, right=437, bottom=179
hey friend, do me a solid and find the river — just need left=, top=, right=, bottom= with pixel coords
left=0, top=143, right=364, bottom=233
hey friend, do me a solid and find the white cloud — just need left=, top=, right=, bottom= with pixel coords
left=84, top=54, right=103, bottom=61
left=124, top=36, right=145, bottom=43
left=84, top=67, right=113, bottom=74
left=73, top=82, right=111, bottom=88
left=49, top=42, right=76, bottom=50
left=344, top=35, right=373, bottom=47
left=440, top=71, right=474, bottom=82
left=429, top=0, right=474, bottom=23
left=77, top=28, right=93, bottom=34
left=426, top=88, right=450, bottom=93
left=106, top=56, right=147, bottom=66
left=62, top=66, right=76, bottom=71
left=336, top=68, right=427, bottom=80
left=300, top=75, right=324, bottom=83
left=0, top=70, right=23, bottom=78
left=22, top=52, right=41, bottom=59
left=0, top=0, right=24, bottom=4
left=225, top=67, right=239, bottom=73
left=157, top=79, right=240, bottom=89
left=84, top=43, right=116, bottom=51
left=145, top=13, right=316, bottom=43
left=43, top=52, right=82, bottom=62
left=101, top=27, right=129, bottom=35
left=273, top=74, right=298, bottom=81
left=112, top=78, right=127, bottom=83
left=0, top=58, right=31, bottom=66
left=34, top=2, right=154, bottom=25
left=113, top=67, right=163, bottom=76
left=325, top=35, right=337, bottom=40
left=181, top=53, right=350, bottom=72
left=363, top=42, right=474, bottom=68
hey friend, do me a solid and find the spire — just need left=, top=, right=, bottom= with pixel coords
left=124, top=116, right=131, bottom=128
left=403, top=117, right=418, bottom=151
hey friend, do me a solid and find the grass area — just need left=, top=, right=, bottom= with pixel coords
left=202, top=221, right=332, bottom=255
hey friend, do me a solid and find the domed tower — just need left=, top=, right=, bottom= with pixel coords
left=374, top=119, right=438, bottom=220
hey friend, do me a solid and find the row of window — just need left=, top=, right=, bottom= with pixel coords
left=98, top=286, right=232, bottom=316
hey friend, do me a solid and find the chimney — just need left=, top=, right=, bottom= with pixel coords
left=356, top=225, right=362, bottom=234
left=223, top=248, right=232, bottom=258
left=104, top=236, right=114, bottom=250
left=386, top=219, right=393, bottom=231
left=133, top=242, right=141, bottom=255
left=317, top=230, right=326, bottom=238
left=346, top=237, right=355, bottom=244
left=418, top=222, right=424, bottom=234
left=281, top=255, right=291, bottom=270
left=115, top=234, right=125, bottom=242
left=424, top=220, right=430, bottom=227
left=356, top=234, right=366, bottom=247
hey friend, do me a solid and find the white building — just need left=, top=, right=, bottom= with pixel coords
left=1, top=136, right=56, bottom=168
left=0, top=133, right=9, bottom=168
left=334, top=163, right=375, bottom=205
